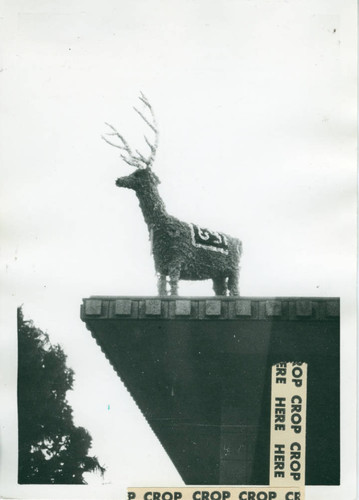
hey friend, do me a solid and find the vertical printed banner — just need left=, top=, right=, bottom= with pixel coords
left=269, top=362, right=307, bottom=487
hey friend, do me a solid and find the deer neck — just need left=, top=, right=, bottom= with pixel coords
left=135, top=183, right=167, bottom=227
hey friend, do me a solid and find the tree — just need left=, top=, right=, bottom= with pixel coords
left=17, top=307, right=105, bottom=484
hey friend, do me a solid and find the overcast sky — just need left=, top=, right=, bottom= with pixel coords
left=0, top=0, right=356, bottom=499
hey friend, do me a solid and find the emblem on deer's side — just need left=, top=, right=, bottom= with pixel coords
left=103, top=93, right=242, bottom=296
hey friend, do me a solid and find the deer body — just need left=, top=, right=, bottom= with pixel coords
left=104, top=94, right=242, bottom=296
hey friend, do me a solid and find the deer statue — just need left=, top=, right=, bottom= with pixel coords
left=103, top=93, right=242, bottom=296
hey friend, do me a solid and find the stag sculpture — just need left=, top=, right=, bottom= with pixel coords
left=103, top=93, right=242, bottom=296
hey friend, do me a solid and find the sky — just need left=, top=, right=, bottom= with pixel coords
left=0, top=1, right=357, bottom=499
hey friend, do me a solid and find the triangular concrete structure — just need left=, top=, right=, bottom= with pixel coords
left=81, top=296, right=339, bottom=485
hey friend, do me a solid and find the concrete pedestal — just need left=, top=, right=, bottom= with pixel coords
left=81, top=297, right=339, bottom=485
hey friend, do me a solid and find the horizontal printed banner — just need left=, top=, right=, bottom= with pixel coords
left=269, top=362, right=307, bottom=487
left=127, top=487, right=304, bottom=500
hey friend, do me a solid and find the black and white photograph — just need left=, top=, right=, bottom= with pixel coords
left=0, top=0, right=356, bottom=499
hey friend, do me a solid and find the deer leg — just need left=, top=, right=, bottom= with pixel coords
left=157, top=274, right=167, bottom=296
left=169, top=267, right=181, bottom=296
left=228, top=271, right=239, bottom=296
left=213, top=276, right=228, bottom=296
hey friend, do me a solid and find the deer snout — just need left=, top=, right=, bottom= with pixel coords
left=116, top=176, right=133, bottom=189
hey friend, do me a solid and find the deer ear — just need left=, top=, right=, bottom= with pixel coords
left=152, top=172, right=161, bottom=185
left=147, top=167, right=161, bottom=185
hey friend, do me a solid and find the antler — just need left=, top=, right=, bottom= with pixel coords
left=102, top=92, right=159, bottom=169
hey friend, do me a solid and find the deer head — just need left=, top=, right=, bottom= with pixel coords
left=102, top=93, right=160, bottom=192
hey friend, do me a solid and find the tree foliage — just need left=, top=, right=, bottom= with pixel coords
left=17, top=307, right=105, bottom=484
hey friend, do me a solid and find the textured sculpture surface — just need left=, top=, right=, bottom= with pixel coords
left=103, top=94, right=242, bottom=296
